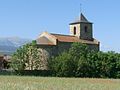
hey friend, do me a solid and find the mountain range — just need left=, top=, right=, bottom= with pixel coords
left=0, top=37, right=32, bottom=55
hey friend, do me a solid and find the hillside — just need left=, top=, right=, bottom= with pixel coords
left=0, top=37, right=31, bottom=55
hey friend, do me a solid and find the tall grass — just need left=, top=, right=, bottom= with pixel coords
left=0, top=76, right=120, bottom=90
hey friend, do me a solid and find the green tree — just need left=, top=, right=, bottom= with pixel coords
left=49, top=42, right=120, bottom=78
left=49, top=42, right=90, bottom=77
left=69, top=43, right=90, bottom=77
left=50, top=52, right=73, bottom=77
left=10, top=40, right=43, bottom=72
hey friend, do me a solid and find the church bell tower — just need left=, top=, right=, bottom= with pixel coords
left=69, top=13, right=93, bottom=41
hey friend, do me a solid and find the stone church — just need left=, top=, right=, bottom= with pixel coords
left=36, top=13, right=100, bottom=69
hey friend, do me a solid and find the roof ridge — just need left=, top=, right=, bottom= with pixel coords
left=80, top=13, right=88, bottom=22
left=51, top=33, right=76, bottom=37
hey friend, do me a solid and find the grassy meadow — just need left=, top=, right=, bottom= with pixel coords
left=0, top=76, right=120, bottom=90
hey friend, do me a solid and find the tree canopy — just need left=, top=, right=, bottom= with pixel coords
left=10, top=40, right=44, bottom=71
left=10, top=42, right=120, bottom=78
left=49, top=42, right=120, bottom=78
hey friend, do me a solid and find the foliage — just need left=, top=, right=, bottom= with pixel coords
left=10, top=40, right=43, bottom=72
left=49, top=52, right=74, bottom=77
left=49, top=42, right=120, bottom=78
left=10, top=41, right=120, bottom=78
left=49, top=43, right=89, bottom=77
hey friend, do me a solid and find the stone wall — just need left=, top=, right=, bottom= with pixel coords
left=37, top=42, right=99, bottom=70
left=70, top=24, right=80, bottom=38
left=38, top=42, right=73, bottom=58
left=87, top=44, right=99, bottom=51
left=70, top=23, right=93, bottom=41
left=57, top=42, right=73, bottom=54
left=80, top=23, right=93, bottom=40
left=37, top=45, right=58, bottom=70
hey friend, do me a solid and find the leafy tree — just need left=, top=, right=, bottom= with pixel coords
left=11, top=41, right=120, bottom=78
left=10, top=40, right=43, bottom=72
left=49, top=42, right=120, bottom=78
left=49, top=42, right=90, bottom=77
left=68, top=43, right=90, bottom=77
left=10, top=47, right=25, bottom=71
left=49, top=52, right=72, bottom=77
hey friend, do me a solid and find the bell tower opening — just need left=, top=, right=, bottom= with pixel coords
left=73, top=27, right=76, bottom=35
left=84, top=26, right=88, bottom=33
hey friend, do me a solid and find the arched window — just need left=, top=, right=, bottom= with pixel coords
left=74, top=27, right=76, bottom=35
left=85, top=26, right=88, bottom=33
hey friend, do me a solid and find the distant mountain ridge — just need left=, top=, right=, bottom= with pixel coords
left=0, top=37, right=32, bottom=55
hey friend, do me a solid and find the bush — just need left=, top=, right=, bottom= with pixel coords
left=49, top=43, right=90, bottom=77
left=49, top=42, right=120, bottom=78
left=10, top=40, right=44, bottom=73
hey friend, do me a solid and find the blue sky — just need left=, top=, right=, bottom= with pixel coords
left=0, top=0, right=120, bottom=52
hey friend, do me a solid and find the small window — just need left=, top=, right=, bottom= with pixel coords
left=74, top=27, right=76, bottom=35
left=85, top=26, right=88, bottom=33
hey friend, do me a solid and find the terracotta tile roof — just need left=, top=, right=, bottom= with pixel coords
left=51, top=33, right=99, bottom=45
left=36, top=32, right=99, bottom=46
left=51, top=34, right=80, bottom=42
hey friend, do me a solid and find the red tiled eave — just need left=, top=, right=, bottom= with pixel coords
left=36, top=33, right=99, bottom=46
left=51, top=34, right=80, bottom=42
left=51, top=34, right=99, bottom=45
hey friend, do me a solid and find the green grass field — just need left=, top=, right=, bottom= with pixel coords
left=0, top=76, right=120, bottom=90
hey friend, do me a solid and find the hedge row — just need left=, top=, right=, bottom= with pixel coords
left=49, top=43, right=120, bottom=78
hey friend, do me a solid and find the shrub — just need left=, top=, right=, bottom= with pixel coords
left=10, top=40, right=43, bottom=73
left=49, top=42, right=120, bottom=78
